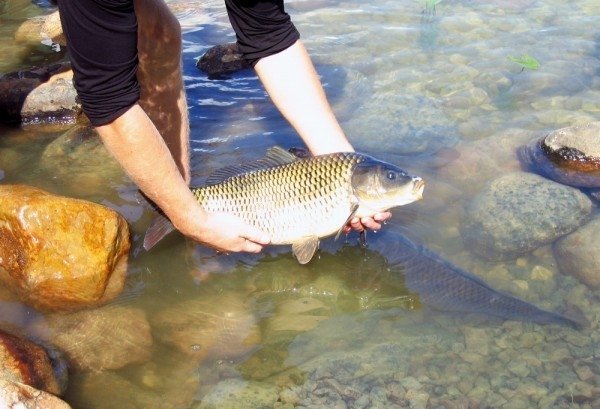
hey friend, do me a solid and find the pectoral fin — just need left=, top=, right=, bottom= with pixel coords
left=334, top=203, right=359, bottom=241
left=292, top=236, right=320, bottom=264
left=143, top=213, right=175, bottom=250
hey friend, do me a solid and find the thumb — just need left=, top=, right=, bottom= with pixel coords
left=242, top=226, right=271, bottom=245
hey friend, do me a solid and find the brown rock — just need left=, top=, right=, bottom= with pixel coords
left=0, top=329, right=66, bottom=395
left=14, top=10, right=67, bottom=46
left=0, top=185, right=130, bottom=312
left=542, top=122, right=600, bottom=172
left=196, top=43, right=251, bottom=76
left=0, top=379, right=72, bottom=409
left=518, top=122, right=600, bottom=188
left=31, top=306, right=152, bottom=372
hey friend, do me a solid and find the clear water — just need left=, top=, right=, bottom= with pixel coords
left=0, top=0, right=598, bottom=408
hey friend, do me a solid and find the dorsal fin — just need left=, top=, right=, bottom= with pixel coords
left=205, top=146, right=299, bottom=186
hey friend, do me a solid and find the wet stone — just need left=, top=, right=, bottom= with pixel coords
left=461, top=172, right=592, bottom=260
left=31, top=306, right=152, bottom=372
left=518, top=122, right=600, bottom=188
left=553, top=217, right=600, bottom=289
left=196, top=379, right=279, bottom=409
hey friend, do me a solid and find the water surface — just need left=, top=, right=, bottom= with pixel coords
left=0, top=0, right=598, bottom=407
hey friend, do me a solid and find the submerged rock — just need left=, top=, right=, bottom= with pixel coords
left=197, top=378, right=279, bottom=409
left=519, top=122, right=600, bottom=188
left=151, top=293, right=261, bottom=362
left=31, top=306, right=152, bottom=372
left=0, top=329, right=67, bottom=396
left=0, top=185, right=130, bottom=312
left=14, top=10, right=66, bottom=46
left=461, top=172, right=592, bottom=260
left=554, top=217, right=600, bottom=289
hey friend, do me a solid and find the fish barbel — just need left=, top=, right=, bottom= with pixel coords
left=144, top=147, right=424, bottom=263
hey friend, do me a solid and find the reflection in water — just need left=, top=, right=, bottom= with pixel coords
left=0, top=0, right=598, bottom=408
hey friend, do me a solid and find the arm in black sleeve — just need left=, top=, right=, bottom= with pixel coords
left=57, top=0, right=140, bottom=126
left=224, top=0, right=300, bottom=66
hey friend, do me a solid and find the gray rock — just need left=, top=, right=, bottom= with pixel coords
left=0, top=62, right=80, bottom=124
left=553, top=217, right=600, bottom=289
left=461, top=172, right=592, bottom=260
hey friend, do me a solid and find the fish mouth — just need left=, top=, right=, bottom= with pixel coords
left=412, top=178, right=425, bottom=200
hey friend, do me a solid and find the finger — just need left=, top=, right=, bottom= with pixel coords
left=349, top=217, right=365, bottom=232
left=360, top=217, right=382, bottom=231
left=373, top=212, right=392, bottom=222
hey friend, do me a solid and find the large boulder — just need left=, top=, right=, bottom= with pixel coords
left=461, top=172, right=592, bottom=260
left=0, top=185, right=130, bottom=312
left=0, top=329, right=67, bottom=396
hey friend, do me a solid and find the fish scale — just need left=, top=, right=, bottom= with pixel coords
left=192, top=153, right=363, bottom=244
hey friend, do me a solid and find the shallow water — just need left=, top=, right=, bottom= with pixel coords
left=1, top=0, right=599, bottom=408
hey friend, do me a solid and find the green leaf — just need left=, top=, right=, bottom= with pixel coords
left=508, top=54, right=540, bottom=70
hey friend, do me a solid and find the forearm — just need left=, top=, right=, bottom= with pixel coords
left=254, top=40, right=354, bottom=155
left=96, top=104, right=204, bottom=232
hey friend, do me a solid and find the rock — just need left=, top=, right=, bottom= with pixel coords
left=439, top=128, right=534, bottom=195
left=542, top=122, right=600, bottom=171
left=0, top=379, right=72, bottom=409
left=39, top=125, right=125, bottom=197
left=197, top=378, right=279, bottom=409
left=553, top=217, right=600, bottom=289
left=14, top=10, right=66, bottom=46
left=461, top=172, right=592, bottom=260
left=0, top=63, right=80, bottom=124
left=0, top=329, right=67, bottom=395
left=0, top=185, right=130, bottom=312
left=31, top=306, right=152, bottom=372
left=151, top=293, right=261, bottom=361
left=345, top=94, right=458, bottom=156
left=518, top=122, right=600, bottom=188
left=196, top=43, right=251, bottom=76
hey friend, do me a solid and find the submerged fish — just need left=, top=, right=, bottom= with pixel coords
left=377, top=233, right=588, bottom=329
left=144, top=147, right=424, bottom=263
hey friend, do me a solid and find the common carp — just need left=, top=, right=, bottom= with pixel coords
left=144, top=147, right=424, bottom=263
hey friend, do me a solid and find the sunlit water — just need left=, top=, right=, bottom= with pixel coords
left=1, top=0, right=599, bottom=408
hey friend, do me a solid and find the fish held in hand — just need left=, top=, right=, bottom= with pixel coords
left=144, top=147, right=424, bottom=263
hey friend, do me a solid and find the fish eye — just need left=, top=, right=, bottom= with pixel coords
left=387, top=171, right=396, bottom=180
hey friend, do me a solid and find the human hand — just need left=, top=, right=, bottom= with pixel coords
left=177, top=210, right=271, bottom=253
left=342, top=211, right=392, bottom=235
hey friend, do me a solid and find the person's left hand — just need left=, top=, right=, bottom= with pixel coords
left=343, top=211, right=392, bottom=234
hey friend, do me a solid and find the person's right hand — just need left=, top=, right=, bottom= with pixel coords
left=176, top=209, right=271, bottom=253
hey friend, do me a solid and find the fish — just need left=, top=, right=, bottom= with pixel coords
left=375, top=232, right=588, bottom=329
left=144, top=146, right=424, bottom=263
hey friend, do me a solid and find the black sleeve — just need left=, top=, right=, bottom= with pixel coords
left=57, top=0, right=140, bottom=126
left=224, top=0, right=300, bottom=66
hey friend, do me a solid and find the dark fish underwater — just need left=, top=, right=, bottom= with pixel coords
left=376, top=233, right=587, bottom=329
